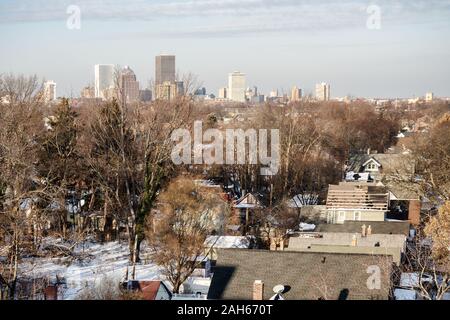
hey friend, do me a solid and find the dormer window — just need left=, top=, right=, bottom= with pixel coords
left=362, top=158, right=381, bottom=172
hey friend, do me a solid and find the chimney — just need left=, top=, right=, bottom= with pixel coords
left=44, top=285, right=58, bottom=300
left=367, top=148, right=371, bottom=155
left=351, top=234, right=358, bottom=246
left=367, top=225, right=372, bottom=236
left=253, top=280, right=264, bottom=300
left=361, top=224, right=367, bottom=237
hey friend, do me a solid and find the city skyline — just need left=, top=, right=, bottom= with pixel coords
left=1, top=0, right=450, bottom=98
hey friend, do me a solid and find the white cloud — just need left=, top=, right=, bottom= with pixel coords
left=0, top=0, right=449, bottom=37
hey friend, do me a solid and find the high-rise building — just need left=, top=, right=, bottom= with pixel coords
left=194, top=87, right=207, bottom=96
left=218, top=87, right=227, bottom=99
left=95, top=64, right=115, bottom=100
left=425, top=92, right=434, bottom=102
left=228, top=71, right=246, bottom=102
left=139, top=89, right=152, bottom=102
left=315, top=82, right=330, bottom=101
left=155, top=55, right=179, bottom=100
left=155, top=55, right=176, bottom=85
left=44, top=81, right=56, bottom=102
left=291, top=86, right=302, bottom=102
left=245, top=87, right=258, bottom=101
left=119, top=66, right=140, bottom=103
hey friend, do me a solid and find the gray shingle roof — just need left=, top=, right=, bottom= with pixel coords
left=315, top=221, right=411, bottom=236
left=208, top=249, right=392, bottom=300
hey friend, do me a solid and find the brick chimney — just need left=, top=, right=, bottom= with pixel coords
left=253, top=280, right=264, bottom=300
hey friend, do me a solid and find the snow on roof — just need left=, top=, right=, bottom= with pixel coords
left=400, top=272, right=433, bottom=288
left=205, top=236, right=251, bottom=249
left=345, top=171, right=371, bottom=182
left=394, top=288, right=417, bottom=300
left=299, top=223, right=316, bottom=231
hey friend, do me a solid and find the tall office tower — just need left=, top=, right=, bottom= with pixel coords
left=425, top=92, right=434, bottom=102
left=291, top=86, right=302, bottom=102
left=228, top=71, right=246, bottom=102
left=155, top=55, right=176, bottom=85
left=218, top=87, right=227, bottom=99
left=43, top=81, right=56, bottom=102
left=95, top=64, right=115, bottom=100
left=119, top=66, right=140, bottom=103
left=315, top=82, right=331, bottom=101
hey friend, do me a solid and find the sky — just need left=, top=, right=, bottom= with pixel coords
left=0, top=0, right=450, bottom=99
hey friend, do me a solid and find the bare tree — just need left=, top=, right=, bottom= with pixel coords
left=146, top=176, right=226, bottom=293
left=0, top=74, right=48, bottom=299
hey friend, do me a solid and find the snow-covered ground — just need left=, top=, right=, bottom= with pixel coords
left=18, top=239, right=163, bottom=300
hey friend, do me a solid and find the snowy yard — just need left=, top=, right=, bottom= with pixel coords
left=18, top=239, right=163, bottom=300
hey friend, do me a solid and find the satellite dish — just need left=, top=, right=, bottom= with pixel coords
left=273, top=285, right=285, bottom=294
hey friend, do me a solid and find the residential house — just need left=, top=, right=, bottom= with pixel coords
left=208, top=249, right=392, bottom=300
left=286, top=230, right=407, bottom=265
left=124, top=280, right=172, bottom=300
left=346, top=153, right=421, bottom=225
left=232, top=192, right=264, bottom=231
left=326, top=182, right=389, bottom=224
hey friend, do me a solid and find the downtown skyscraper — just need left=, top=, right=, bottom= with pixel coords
left=155, top=55, right=176, bottom=85
left=94, top=64, right=115, bottom=100
left=315, top=82, right=331, bottom=101
left=119, top=66, right=140, bottom=103
left=155, top=55, right=180, bottom=100
left=228, top=71, right=246, bottom=102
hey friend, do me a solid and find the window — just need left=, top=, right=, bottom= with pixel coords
left=338, top=211, right=346, bottom=223
left=365, top=161, right=379, bottom=171
left=354, top=211, right=361, bottom=221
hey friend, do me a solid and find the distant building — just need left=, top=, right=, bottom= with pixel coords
left=155, top=80, right=184, bottom=101
left=43, top=81, right=57, bottom=102
left=291, top=86, right=302, bottom=102
left=119, top=66, right=140, bottom=103
left=228, top=71, right=246, bottom=102
left=269, top=90, right=278, bottom=98
left=195, top=87, right=207, bottom=96
left=218, top=87, right=227, bottom=99
left=315, top=82, right=330, bottom=101
left=139, top=89, right=152, bottom=102
left=425, top=92, right=434, bottom=102
left=251, top=95, right=265, bottom=104
left=80, top=86, right=95, bottom=99
left=155, top=54, right=175, bottom=86
left=94, top=64, right=115, bottom=100
left=245, top=86, right=258, bottom=101
left=154, top=54, right=181, bottom=100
